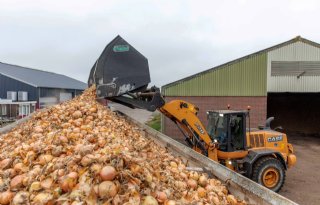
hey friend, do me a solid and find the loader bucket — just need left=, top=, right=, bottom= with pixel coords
left=88, top=35, right=151, bottom=98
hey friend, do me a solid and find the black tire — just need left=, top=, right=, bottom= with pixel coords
left=252, top=157, right=285, bottom=192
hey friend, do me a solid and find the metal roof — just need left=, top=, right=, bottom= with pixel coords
left=0, top=62, right=87, bottom=90
left=162, top=36, right=320, bottom=89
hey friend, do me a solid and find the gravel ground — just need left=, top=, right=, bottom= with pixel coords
left=279, top=133, right=320, bottom=205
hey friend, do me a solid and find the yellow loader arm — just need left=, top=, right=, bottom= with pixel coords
left=159, top=100, right=218, bottom=161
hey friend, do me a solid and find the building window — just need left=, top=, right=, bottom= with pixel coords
left=19, top=105, right=30, bottom=116
left=271, top=61, right=320, bottom=76
left=1, top=105, right=7, bottom=116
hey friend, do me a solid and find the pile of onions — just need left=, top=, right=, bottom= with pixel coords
left=0, top=86, right=246, bottom=205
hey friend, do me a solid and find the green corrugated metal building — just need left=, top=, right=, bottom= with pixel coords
left=163, top=52, right=267, bottom=97
left=162, top=36, right=320, bottom=141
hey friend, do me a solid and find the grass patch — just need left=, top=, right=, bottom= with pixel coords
left=146, top=113, right=161, bottom=131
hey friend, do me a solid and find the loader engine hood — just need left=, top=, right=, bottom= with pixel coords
left=88, top=35, right=151, bottom=98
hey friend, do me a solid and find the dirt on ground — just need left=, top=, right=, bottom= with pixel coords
left=279, top=133, right=320, bottom=205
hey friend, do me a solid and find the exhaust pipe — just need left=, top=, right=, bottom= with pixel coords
left=265, top=117, right=274, bottom=129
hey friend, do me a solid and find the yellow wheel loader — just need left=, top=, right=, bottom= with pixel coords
left=88, top=35, right=296, bottom=192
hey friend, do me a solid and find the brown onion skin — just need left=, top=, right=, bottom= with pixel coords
left=98, top=181, right=117, bottom=198
left=0, top=191, right=15, bottom=205
left=100, top=166, right=117, bottom=181
left=10, top=174, right=25, bottom=190
left=0, top=158, right=12, bottom=170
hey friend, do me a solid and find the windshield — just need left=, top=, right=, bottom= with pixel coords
left=207, top=113, right=227, bottom=142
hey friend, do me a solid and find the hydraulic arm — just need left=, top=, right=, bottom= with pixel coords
left=160, top=100, right=217, bottom=160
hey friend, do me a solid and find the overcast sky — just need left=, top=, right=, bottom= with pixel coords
left=0, top=0, right=319, bottom=87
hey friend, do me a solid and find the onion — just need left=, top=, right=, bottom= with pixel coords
left=0, top=158, right=12, bottom=170
left=52, top=145, right=64, bottom=157
left=198, top=175, right=208, bottom=187
left=130, top=164, right=141, bottom=174
left=68, top=172, right=78, bottom=180
left=0, top=178, right=5, bottom=188
left=86, top=134, right=96, bottom=143
left=13, top=163, right=28, bottom=174
left=89, top=107, right=97, bottom=113
left=57, top=169, right=65, bottom=177
left=207, top=192, right=220, bottom=204
left=34, top=126, right=43, bottom=133
left=12, top=191, right=29, bottom=205
left=142, top=196, right=158, bottom=205
left=145, top=172, right=153, bottom=183
left=0, top=190, right=15, bottom=205
left=22, top=176, right=31, bottom=187
left=38, top=154, right=53, bottom=166
left=33, top=192, right=53, bottom=204
left=205, top=184, right=214, bottom=192
left=94, top=184, right=99, bottom=195
left=72, top=111, right=82, bottom=119
left=227, top=194, right=237, bottom=205
left=58, top=135, right=68, bottom=143
left=169, top=161, right=177, bottom=168
left=81, top=155, right=95, bottom=166
left=4, top=168, right=17, bottom=178
left=90, top=163, right=102, bottom=175
left=10, top=174, right=25, bottom=190
left=189, top=171, right=199, bottom=181
left=41, top=177, right=53, bottom=189
left=187, top=179, right=197, bottom=189
left=164, top=200, right=176, bottom=205
left=178, top=164, right=186, bottom=171
left=60, top=176, right=76, bottom=193
left=197, top=187, right=206, bottom=198
left=98, top=138, right=106, bottom=147
left=179, top=172, right=188, bottom=180
left=174, top=181, right=187, bottom=189
left=156, top=191, right=167, bottom=203
left=29, top=181, right=42, bottom=192
left=98, top=181, right=117, bottom=198
left=209, top=179, right=221, bottom=186
left=100, top=165, right=117, bottom=181
left=23, top=151, right=36, bottom=164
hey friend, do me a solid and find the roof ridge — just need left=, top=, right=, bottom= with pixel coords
left=162, top=36, right=319, bottom=89
left=0, top=61, right=87, bottom=89
left=0, top=61, right=67, bottom=77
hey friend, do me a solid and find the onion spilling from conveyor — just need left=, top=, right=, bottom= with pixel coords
left=0, top=86, right=246, bottom=205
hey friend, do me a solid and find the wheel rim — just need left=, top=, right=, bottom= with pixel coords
left=262, top=168, right=279, bottom=188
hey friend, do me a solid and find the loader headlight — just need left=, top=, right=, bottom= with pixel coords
left=228, top=160, right=232, bottom=165
left=213, top=139, right=218, bottom=143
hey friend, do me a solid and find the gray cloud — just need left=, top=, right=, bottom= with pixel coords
left=0, top=0, right=320, bottom=87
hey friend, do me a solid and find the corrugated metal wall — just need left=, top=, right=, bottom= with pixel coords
left=267, top=41, right=320, bottom=92
left=0, top=74, right=38, bottom=101
left=162, top=53, right=267, bottom=96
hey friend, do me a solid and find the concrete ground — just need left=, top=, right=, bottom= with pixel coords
left=109, top=103, right=155, bottom=123
left=110, top=104, right=320, bottom=205
left=279, top=133, right=320, bottom=205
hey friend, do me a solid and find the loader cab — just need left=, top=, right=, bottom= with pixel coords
left=207, top=110, right=248, bottom=152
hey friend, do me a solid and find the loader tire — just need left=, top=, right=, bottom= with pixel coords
left=252, top=157, right=285, bottom=192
